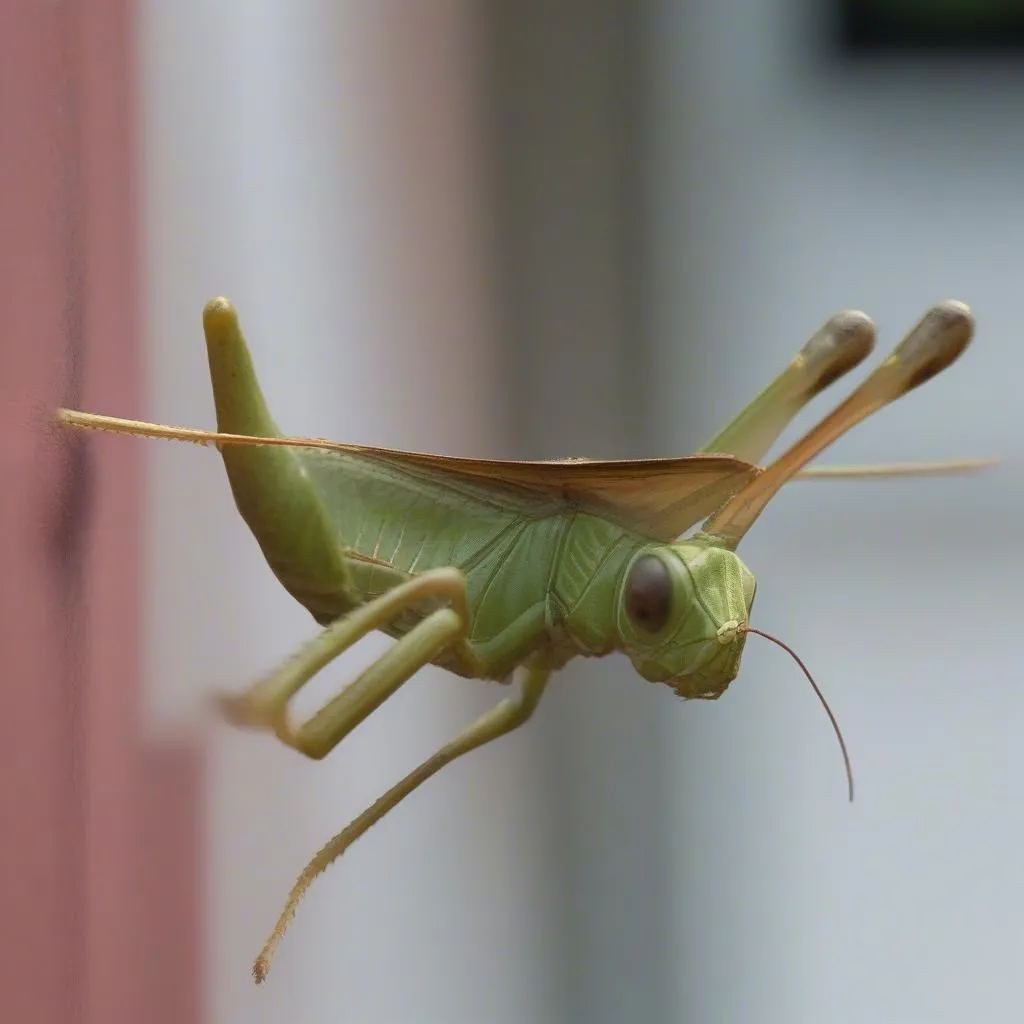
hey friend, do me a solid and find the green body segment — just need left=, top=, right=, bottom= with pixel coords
left=300, top=448, right=641, bottom=680
left=205, top=299, right=650, bottom=682
left=233, top=437, right=653, bottom=682
left=205, top=295, right=972, bottom=699
left=205, top=302, right=356, bottom=615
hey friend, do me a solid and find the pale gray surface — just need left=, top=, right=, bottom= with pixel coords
left=648, top=2, right=1024, bottom=1021
left=139, top=2, right=1024, bottom=1021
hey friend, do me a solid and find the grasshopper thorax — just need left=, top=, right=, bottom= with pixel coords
left=616, top=536, right=756, bottom=699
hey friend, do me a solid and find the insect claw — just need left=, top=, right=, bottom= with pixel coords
left=212, top=691, right=272, bottom=730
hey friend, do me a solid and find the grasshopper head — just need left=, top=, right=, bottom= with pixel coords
left=617, top=539, right=756, bottom=699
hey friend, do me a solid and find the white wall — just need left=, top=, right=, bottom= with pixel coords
left=140, top=4, right=560, bottom=1022
left=136, top=3, right=1024, bottom=1020
left=649, top=2, right=1024, bottom=1022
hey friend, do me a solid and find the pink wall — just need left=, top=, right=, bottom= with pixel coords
left=0, top=3, right=203, bottom=1021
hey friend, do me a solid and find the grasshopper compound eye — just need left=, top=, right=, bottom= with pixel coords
left=624, top=554, right=673, bottom=634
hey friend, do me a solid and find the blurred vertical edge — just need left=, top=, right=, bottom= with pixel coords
left=0, top=3, right=203, bottom=1023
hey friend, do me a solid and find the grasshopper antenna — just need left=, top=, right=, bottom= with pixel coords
left=743, top=626, right=854, bottom=802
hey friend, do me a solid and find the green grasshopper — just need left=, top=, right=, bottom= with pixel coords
left=58, top=297, right=990, bottom=982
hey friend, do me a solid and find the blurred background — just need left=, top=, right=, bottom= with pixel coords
left=3, top=1, right=1023, bottom=1022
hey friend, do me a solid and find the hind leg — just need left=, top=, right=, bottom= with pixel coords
left=699, top=310, right=876, bottom=463
left=217, top=566, right=481, bottom=756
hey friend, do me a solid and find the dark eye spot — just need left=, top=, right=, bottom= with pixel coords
left=625, top=554, right=672, bottom=634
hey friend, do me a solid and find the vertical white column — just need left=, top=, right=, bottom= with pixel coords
left=141, top=3, right=560, bottom=1021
